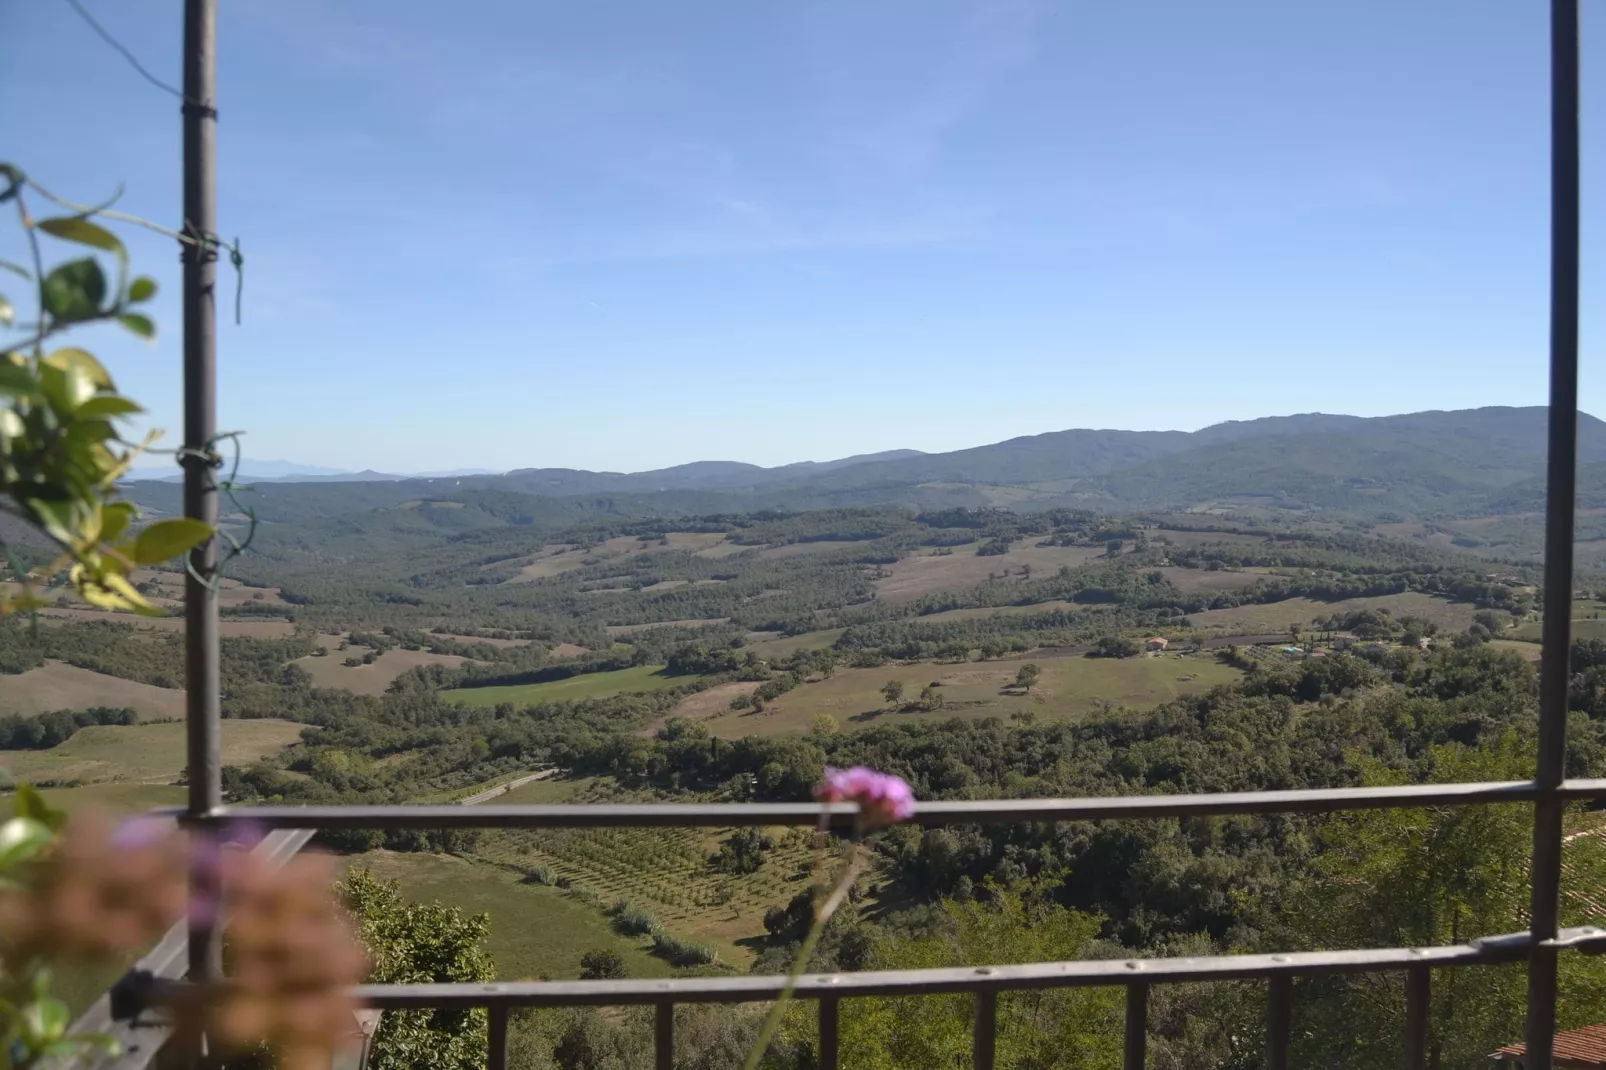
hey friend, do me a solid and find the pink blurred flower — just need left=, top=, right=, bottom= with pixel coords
left=814, top=766, right=915, bottom=829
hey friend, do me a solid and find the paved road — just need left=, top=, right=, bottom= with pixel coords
left=459, top=768, right=554, bottom=806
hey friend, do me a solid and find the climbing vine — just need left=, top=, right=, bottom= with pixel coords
left=0, top=163, right=211, bottom=617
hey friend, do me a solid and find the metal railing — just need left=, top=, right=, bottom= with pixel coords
left=65, top=0, right=1588, bottom=1065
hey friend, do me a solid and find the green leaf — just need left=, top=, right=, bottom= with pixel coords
left=37, top=217, right=125, bottom=260
left=22, top=497, right=74, bottom=547
left=21, top=997, right=70, bottom=1043
left=0, top=818, right=53, bottom=870
left=0, top=293, right=11, bottom=327
left=99, top=501, right=138, bottom=545
left=133, top=517, right=212, bottom=564
left=36, top=357, right=96, bottom=412
left=0, top=363, right=39, bottom=401
left=11, top=783, right=61, bottom=828
left=40, top=258, right=107, bottom=323
left=128, top=276, right=157, bottom=302
left=116, top=312, right=156, bottom=341
left=0, top=260, right=28, bottom=280
left=75, top=395, right=143, bottom=420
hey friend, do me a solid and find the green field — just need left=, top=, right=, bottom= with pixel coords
left=345, top=850, right=671, bottom=981
left=1184, top=592, right=1479, bottom=635
left=0, top=719, right=304, bottom=785
left=1511, top=601, right=1606, bottom=642
left=1488, top=639, right=1542, bottom=661
left=744, top=627, right=846, bottom=657
left=441, top=665, right=685, bottom=707
left=688, top=652, right=1244, bottom=739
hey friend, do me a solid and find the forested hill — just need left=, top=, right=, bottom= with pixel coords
left=121, top=406, right=1606, bottom=523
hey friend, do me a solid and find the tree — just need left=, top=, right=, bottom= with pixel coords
left=881, top=680, right=905, bottom=707
left=1014, top=663, right=1041, bottom=692
left=579, top=949, right=628, bottom=980
left=809, top=713, right=839, bottom=736
left=1093, top=636, right=1141, bottom=659
left=1106, top=539, right=1123, bottom=558
left=1281, top=736, right=1606, bottom=1067
left=918, top=683, right=944, bottom=711
left=838, top=888, right=1122, bottom=1068
left=339, top=869, right=495, bottom=1070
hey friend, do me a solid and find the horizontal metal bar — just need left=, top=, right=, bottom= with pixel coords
left=196, top=780, right=1578, bottom=832
left=139, top=927, right=1603, bottom=1012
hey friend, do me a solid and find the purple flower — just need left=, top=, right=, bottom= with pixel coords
left=814, top=766, right=915, bottom=830
left=110, top=815, right=174, bottom=851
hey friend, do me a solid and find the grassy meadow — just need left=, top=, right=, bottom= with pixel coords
left=1183, top=592, right=1479, bottom=635
left=345, top=850, right=672, bottom=981
left=669, top=652, right=1244, bottom=739
left=442, top=664, right=685, bottom=707
left=0, top=661, right=187, bottom=719
left=0, top=718, right=303, bottom=785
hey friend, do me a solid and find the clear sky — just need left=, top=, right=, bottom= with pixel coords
left=2, top=0, right=1601, bottom=473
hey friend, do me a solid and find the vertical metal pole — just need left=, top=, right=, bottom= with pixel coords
left=1404, top=965, right=1430, bottom=1070
left=1527, top=0, right=1581, bottom=1065
left=1266, top=976, right=1291, bottom=1070
left=973, top=990, right=998, bottom=1070
left=1124, top=982, right=1148, bottom=1070
left=181, top=0, right=222, bottom=984
left=819, top=997, right=839, bottom=1070
left=486, top=1006, right=509, bottom=1070
left=655, top=1002, right=673, bottom=1070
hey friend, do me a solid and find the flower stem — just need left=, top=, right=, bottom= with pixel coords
left=741, top=844, right=866, bottom=1070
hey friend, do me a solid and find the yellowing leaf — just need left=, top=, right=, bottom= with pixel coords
left=78, top=579, right=135, bottom=612
left=37, top=217, right=125, bottom=260
left=43, top=347, right=113, bottom=388
left=102, top=571, right=162, bottom=616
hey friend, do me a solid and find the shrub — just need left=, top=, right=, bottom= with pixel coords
left=651, top=932, right=717, bottom=967
left=579, top=949, right=628, bottom=980
left=611, top=902, right=661, bottom=937
left=521, top=863, right=556, bottom=886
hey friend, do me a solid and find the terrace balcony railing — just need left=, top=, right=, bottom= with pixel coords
left=52, top=0, right=1590, bottom=1066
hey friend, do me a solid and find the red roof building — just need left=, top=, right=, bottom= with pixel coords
left=1493, top=1023, right=1606, bottom=1067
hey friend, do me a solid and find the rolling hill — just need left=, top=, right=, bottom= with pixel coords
left=119, top=406, right=1605, bottom=526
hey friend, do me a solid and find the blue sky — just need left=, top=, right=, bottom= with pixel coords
left=2, top=0, right=1601, bottom=473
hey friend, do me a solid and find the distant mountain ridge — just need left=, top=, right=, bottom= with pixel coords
left=121, top=407, right=1604, bottom=523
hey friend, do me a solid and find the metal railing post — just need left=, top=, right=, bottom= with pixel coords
left=486, top=1006, right=508, bottom=1070
left=1124, top=982, right=1148, bottom=1070
left=180, top=0, right=223, bottom=986
left=1266, top=976, right=1291, bottom=1070
left=973, top=990, right=998, bottom=1070
left=1405, top=965, right=1430, bottom=1070
left=1527, top=0, right=1582, bottom=1065
left=818, top=996, right=839, bottom=1070
left=655, top=1002, right=673, bottom=1070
